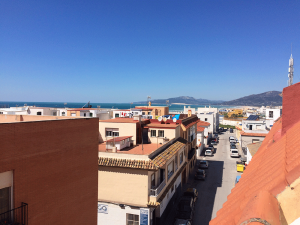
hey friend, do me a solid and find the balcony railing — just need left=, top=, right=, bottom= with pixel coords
left=0, top=202, right=28, bottom=225
left=150, top=179, right=166, bottom=196
left=167, top=171, right=174, bottom=179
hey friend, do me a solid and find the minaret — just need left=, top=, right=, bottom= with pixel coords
left=288, top=46, right=294, bottom=86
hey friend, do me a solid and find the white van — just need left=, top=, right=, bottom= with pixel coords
left=230, top=149, right=239, bottom=158
left=229, top=136, right=236, bottom=143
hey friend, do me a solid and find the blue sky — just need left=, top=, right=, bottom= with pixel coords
left=1, top=0, right=299, bottom=103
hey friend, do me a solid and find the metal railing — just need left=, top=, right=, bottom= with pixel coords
left=150, top=179, right=166, bottom=196
left=0, top=202, right=28, bottom=225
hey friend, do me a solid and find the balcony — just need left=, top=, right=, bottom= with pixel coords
left=0, top=202, right=28, bottom=225
left=150, top=179, right=166, bottom=196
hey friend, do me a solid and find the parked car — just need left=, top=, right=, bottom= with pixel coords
left=230, top=149, right=239, bottom=158
left=205, top=149, right=213, bottom=156
left=230, top=143, right=237, bottom=148
left=230, top=128, right=233, bottom=133
left=208, top=145, right=215, bottom=151
left=198, top=160, right=209, bottom=169
left=183, top=188, right=198, bottom=203
left=176, top=197, right=194, bottom=221
left=229, top=136, right=236, bottom=143
left=195, top=169, right=206, bottom=180
left=174, top=219, right=192, bottom=225
left=211, top=140, right=218, bottom=145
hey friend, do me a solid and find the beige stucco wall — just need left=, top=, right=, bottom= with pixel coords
left=67, top=111, right=80, bottom=117
left=147, top=128, right=177, bottom=144
left=98, top=166, right=149, bottom=207
left=99, top=122, right=137, bottom=144
left=277, top=177, right=300, bottom=224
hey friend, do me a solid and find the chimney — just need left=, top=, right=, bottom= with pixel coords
left=282, top=82, right=300, bottom=134
left=188, top=110, right=192, bottom=117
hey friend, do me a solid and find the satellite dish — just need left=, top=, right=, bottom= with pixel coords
left=158, top=116, right=162, bottom=121
left=173, top=118, right=177, bottom=122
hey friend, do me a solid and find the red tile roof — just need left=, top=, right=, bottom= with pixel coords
left=210, top=114, right=300, bottom=225
left=240, top=131, right=268, bottom=137
left=144, top=123, right=178, bottom=129
left=197, top=120, right=210, bottom=127
left=106, top=136, right=132, bottom=143
left=197, top=127, right=205, bottom=132
left=99, top=118, right=140, bottom=123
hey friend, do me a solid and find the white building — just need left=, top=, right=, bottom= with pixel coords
left=265, top=108, right=282, bottom=129
left=184, top=106, right=219, bottom=133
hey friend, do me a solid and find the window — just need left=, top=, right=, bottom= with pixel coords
left=151, top=173, right=155, bottom=188
left=252, top=139, right=260, bottom=143
left=151, top=130, right=156, bottom=137
left=37, top=112, right=42, bottom=115
left=106, top=128, right=119, bottom=137
left=53, top=112, right=57, bottom=116
left=175, top=155, right=178, bottom=171
left=90, top=113, right=93, bottom=117
left=269, top=111, right=273, bottom=118
left=167, top=161, right=174, bottom=179
left=84, top=113, right=86, bottom=117
left=256, top=125, right=261, bottom=130
left=71, top=113, right=76, bottom=116
left=158, top=130, right=164, bottom=137
left=142, top=112, right=145, bottom=115
left=0, top=112, right=3, bottom=114
left=126, top=214, right=139, bottom=225
left=249, top=125, right=253, bottom=130
left=106, top=131, right=112, bottom=137
left=0, top=187, right=11, bottom=217
left=62, top=112, right=65, bottom=116
left=115, top=113, right=119, bottom=118
left=180, top=152, right=183, bottom=164
left=205, top=118, right=208, bottom=121
left=148, top=112, right=151, bottom=115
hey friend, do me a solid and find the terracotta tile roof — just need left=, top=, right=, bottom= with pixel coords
left=144, top=123, right=178, bottom=129
left=99, top=118, right=140, bottom=123
left=151, top=141, right=185, bottom=167
left=247, top=141, right=263, bottom=157
left=210, top=115, right=300, bottom=225
left=182, top=115, right=199, bottom=128
left=240, top=131, right=268, bottom=137
left=106, top=136, right=132, bottom=143
left=98, top=138, right=186, bottom=169
left=197, top=127, right=205, bottom=132
left=197, top=120, right=210, bottom=127
left=98, top=157, right=157, bottom=170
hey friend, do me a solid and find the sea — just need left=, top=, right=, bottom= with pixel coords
left=0, top=101, right=232, bottom=113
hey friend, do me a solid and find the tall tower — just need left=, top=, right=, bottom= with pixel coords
left=288, top=48, right=294, bottom=86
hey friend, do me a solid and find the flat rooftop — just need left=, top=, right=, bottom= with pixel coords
left=99, top=118, right=148, bottom=123
left=0, top=114, right=80, bottom=123
left=98, top=143, right=161, bottom=155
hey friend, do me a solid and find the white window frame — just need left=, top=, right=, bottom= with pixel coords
left=158, top=130, right=164, bottom=137
left=151, top=130, right=156, bottom=137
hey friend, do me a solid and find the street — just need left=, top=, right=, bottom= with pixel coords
left=192, top=129, right=241, bottom=225
left=163, top=129, right=241, bottom=225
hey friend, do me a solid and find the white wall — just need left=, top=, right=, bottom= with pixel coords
left=159, top=174, right=181, bottom=217
left=246, top=147, right=252, bottom=164
left=97, top=202, right=150, bottom=225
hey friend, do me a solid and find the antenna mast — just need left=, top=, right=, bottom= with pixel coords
left=288, top=44, right=294, bottom=86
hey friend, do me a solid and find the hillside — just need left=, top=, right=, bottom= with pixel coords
left=221, top=91, right=282, bottom=106
left=135, top=96, right=224, bottom=105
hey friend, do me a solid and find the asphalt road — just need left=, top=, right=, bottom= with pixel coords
left=192, top=129, right=241, bottom=225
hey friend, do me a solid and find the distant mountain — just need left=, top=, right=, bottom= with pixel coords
left=135, top=96, right=224, bottom=105
left=221, top=91, right=282, bottom=106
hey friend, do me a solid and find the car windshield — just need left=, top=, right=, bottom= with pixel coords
left=232, top=151, right=238, bottom=153
left=197, top=170, right=204, bottom=174
left=200, top=162, right=206, bottom=164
